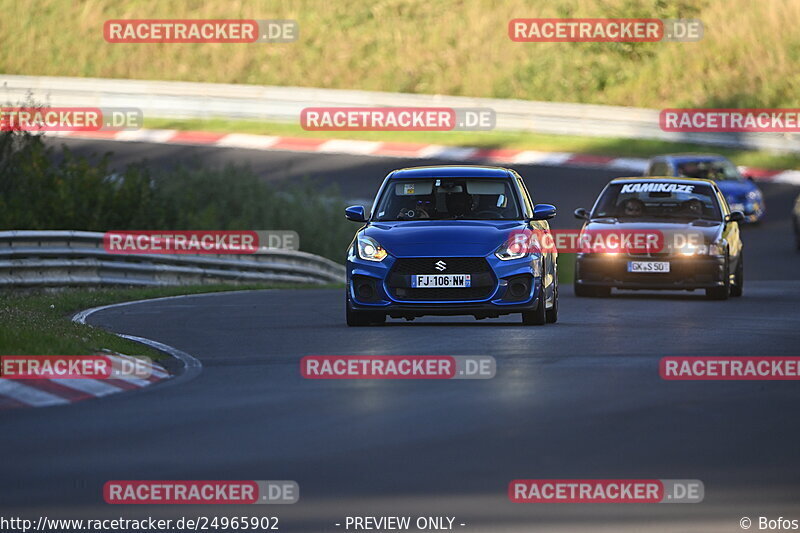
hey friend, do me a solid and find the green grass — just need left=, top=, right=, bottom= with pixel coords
left=147, top=117, right=800, bottom=171
left=0, top=284, right=341, bottom=359
left=557, top=253, right=576, bottom=285
left=2, top=0, right=798, bottom=110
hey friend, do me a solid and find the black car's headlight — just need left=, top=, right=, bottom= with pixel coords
left=356, top=235, right=388, bottom=262
left=677, top=243, right=723, bottom=256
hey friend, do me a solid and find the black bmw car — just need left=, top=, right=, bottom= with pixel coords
left=574, top=177, right=745, bottom=300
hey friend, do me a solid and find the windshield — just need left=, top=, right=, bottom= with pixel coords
left=676, top=159, right=742, bottom=181
left=374, top=178, right=522, bottom=221
left=592, top=182, right=722, bottom=221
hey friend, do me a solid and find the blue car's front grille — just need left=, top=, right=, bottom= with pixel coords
left=391, top=257, right=491, bottom=275
left=387, top=257, right=495, bottom=301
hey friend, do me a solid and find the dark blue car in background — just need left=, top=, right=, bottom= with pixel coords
left=344, top=166, right=558, bottom=326
left=645, top=154, right=765, bottom=223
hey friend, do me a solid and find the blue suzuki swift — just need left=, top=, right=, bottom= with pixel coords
left=344, top=165, right=558, bottom=326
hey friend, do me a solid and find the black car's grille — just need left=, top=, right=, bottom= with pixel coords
left=387, top=257, right=495, bottom=301
left=627, top=251, right=672, bottom=259
left=578, top=258, right=720, bottom=284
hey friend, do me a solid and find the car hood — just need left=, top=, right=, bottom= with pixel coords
left=363, top=220, right=525, bottom=257
left=716, top=179, right=757, bottom=200
left=584, top=219, right=724, bottom=247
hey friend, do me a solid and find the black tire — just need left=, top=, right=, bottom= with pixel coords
left=522, top=279, right=547, bottom=325
left=546, top=279, right=558, bottom=323
left=346, top=295, right=385, bottom=327
left=705, top=255, right=730, bottom=300
left=730, top=252, right=743, bottom=297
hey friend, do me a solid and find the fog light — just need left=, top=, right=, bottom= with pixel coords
left=509, top=280, right=528, bottom=298
left=503, top=275, right=532, bottom=302
left=357, top=283, right=374, bottom=299
left=352, top=275, right=379, bottom=302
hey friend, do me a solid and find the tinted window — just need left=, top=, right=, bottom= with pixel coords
left=593, top=182, right=722, bottom=221
left=374, top=178, right=521, bottom=221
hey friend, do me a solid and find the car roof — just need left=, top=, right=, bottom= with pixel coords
left=388, top=165, right=513, bottom=179
left=651, top=153, right=730, bottom=164
left=611, top=176, right=718, bottom=187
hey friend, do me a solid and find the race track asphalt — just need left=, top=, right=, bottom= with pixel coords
left=2, top=140, right=800, bottom=532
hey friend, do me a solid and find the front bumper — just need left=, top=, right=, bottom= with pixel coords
left=347, top=253, right=543, bottom=317
left=575, top=253, right=726, bottom=290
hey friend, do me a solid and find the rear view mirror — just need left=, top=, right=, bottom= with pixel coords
left=532, top=204, right=556, bottom=221
left=345, top=205, right=367, bottom=222
left=574, top=208, right=589, bottom=220
left=727, top=211, right=745, bottom=223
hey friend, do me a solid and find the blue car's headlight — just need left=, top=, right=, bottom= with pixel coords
left=496, top=233, right=538, bottom=261
left=356, top=235, right=388, bottom=262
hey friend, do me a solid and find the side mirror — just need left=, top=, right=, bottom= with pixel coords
left=531, top=203, right=556, bottom=221
left=726, top=211, right=745, bottom=223
left=345, top=205, right=367, bottom=222
left=574, top=207, right=590, bottom=220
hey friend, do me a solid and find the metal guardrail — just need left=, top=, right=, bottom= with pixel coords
left=0, top=231, right=345, bottom=287
left=3, top=74, right=799, bottom=153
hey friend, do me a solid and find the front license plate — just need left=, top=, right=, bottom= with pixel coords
left=628, top=261, right=670, bottom=273
left=411, top=274, right=471, bottom=288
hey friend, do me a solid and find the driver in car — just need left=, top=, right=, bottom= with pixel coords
left=445, top=190, right=472, bottom=218
left=397, top=195, right=432, bottom=219
left=683, top=198, right=705, bottom=217
left=621, top=198, right=645, bottom=217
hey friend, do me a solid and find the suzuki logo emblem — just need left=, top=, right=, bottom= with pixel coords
left=435, top=260, right=447, bottom=271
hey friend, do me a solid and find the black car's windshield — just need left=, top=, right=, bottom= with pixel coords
left=676, top=159, right=742, bottom=181
left=374, top=178, right=522, bottom=221
left=592, top=182, right=722, bottom=221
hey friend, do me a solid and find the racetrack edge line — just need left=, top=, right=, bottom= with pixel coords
left=72, top=295, right=205, bottom=389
